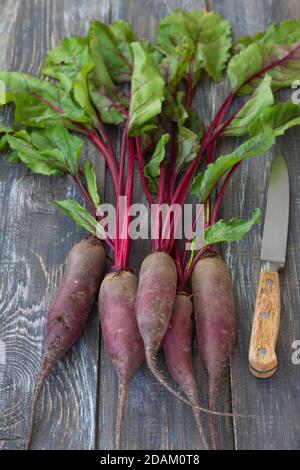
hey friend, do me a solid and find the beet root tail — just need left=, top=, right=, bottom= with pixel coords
left=193, top=407, right=209, bottom=450
left=209, top=380, right=221, bottom=450
left=115, top=380, right=128, bottom=450
left=149, top=355, right=209, bottom=449
left=209, top=399, right=221, bottom=450
left=148, top=353, right=237, bottom=419
left=99, top=271, right=144, bottom=450
left=162, top=293, right=209, bottom=449
left=187, top=389, right=209, bottom=450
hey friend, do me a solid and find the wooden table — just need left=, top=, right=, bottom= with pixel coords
left=0, top=0, right=300, bottom=450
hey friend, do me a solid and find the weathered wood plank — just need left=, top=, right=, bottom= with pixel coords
left=211, top=0, right=300, bottom=450
left=97, top=0, right=234, bottom=450
left=0, top=0, right=110, bottom=450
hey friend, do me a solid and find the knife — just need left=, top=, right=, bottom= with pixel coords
left=249, top=156, right=289, bottom=378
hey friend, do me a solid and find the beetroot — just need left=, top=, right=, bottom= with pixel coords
left=99, top=270, right=145, bottom=449
left=135, top=252, right=177, bottom=357
left=26, top=237, right=106, bottom=449
left=135, top=252, right=183, bottom=394
left=192, top=255, right=236, bottom=449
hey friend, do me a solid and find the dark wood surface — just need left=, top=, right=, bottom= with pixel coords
left=0, top=0, right=299, bottom=450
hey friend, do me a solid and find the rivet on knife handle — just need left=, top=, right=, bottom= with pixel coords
left=249, top=271, right=281, bottom=378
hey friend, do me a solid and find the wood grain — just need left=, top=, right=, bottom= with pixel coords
left=249, top=271, right=281, bottom=378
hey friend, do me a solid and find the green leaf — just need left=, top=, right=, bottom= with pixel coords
left=29, top=129, right=53, bottom=149
left=165, top=102, right=188, bottom=126
left=186, top=107, right=205, bottom=136
left=54, top=199, right=102, bottom=236
left=87, top=19, right=135, bottom=83
left=250, top=101, right=300, bottom=137
left=0, top=125, right=13, bottom=133
left=0, top=125, right=13, bottom=150
left=236, top=19, right=300, bottom=49
left=5, top=126, right=83, bottom=176
left=87, top=37, right=126, bottom=125
left=164, top=93, right=204, bottom=172
left=43, top=37, right=112, bottom=125
left=177, top=107, right=204, bottom=171
left=0, top=71, right=88, bottom=127
left=14, top=129, right=31, bottom=141
left=176, top=126, right=200, bottom=172
left=109, top=19, right=135, bottom=42
left=224, top=75, right=274, bottom=136
left=165, top=92, right=204, bottom=131
left=33, top=126, right=83, bottom=175
left=10, top=93, right=74, bottom=128
left=128, top=42, right=165, bottom=136
left=0, top=79, right=5, bottom=104
left=158, top=42, right=193, bottom=92
left=84, top=160, right=100, bottom=207
left=138, top=132, right=154, bottom=154
left=6, top=150, right=21, bottom=163
left=144, top=133, right=169, bottom=192
left=158, top=10, right=232, bottom=85
left=227, top=44, right=264, bottom=92
left=0, top=128, right=30, bottom=152
left=109, top=19, right=136, bottom=63
left=228, top=21, right=300, bottom=94
left=0, top=135, right=7, bottom=151
left=191, top=126, right=275, bottom=202
left=73, top=63, right=98, bottom=123
left=236, top=32, right=266, bottom=50
left=204, top=208, right=261, bottom=245
left=42, top=36, right=91, bottom=93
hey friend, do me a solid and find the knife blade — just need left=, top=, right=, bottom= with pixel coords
left=249, top=156, right=289, bottom=378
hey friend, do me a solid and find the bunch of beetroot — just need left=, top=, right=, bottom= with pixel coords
left=1, top=10, right=300, bottom=450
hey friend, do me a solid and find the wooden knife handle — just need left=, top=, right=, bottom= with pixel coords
left=249, top=271, right=281, bottom=378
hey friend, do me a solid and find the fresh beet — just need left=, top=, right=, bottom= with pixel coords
left=99, top=270, right=145, bottom=449
left=135, top=252, right=177, bottom=356
left=26, top=237, right=107, bottom=449
left=191, top=255, right=236, bottom=449
left=163, top=293, right=209, bottom=449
